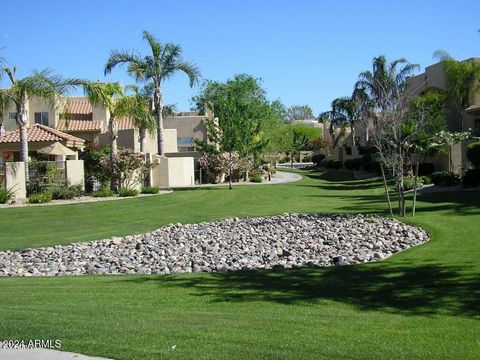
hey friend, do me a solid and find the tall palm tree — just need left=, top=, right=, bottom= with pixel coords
left=330, top=87, right=370, bottom=147
left=104, top=30, right=201, bottom=156
left=82, top=82, right=144, bottom=189
left=81, top=82, right=124, bottom=158
left=356, top=55, right=419, bottom=111
left=433, top=50, right=480, bottom=131
left=0, top=67, right=78, bottom=181
left=124, top=84, right=155, bottom=153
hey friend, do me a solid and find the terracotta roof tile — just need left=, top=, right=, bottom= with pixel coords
left=466, top=103, right=480, bottom=112
left=57, top=120, right=103, bottom=132
left=0, top=124, right=85, bottom=144
left=57, top=99, right=103, bottom=132
left=117, top=117, right=135, bottom=130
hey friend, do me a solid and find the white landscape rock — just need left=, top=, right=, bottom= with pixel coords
left=0, top=214, right=429, bottom=277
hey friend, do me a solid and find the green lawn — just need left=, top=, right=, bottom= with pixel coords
left=0, top=170, right=479, bottom=359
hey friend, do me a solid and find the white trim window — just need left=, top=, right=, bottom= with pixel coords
left=34, top=112, right=49, bottom=126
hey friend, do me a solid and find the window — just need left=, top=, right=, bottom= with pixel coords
left=177, top=136, right=194, bottom=145
left=8, top=112, right=17, bottom=122
left=34, top=112, right=49, bottom=126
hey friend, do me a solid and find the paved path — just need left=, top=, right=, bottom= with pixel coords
left=176, top=170, right=302, bottom=188
left=0, top=348, right=111, bottom=360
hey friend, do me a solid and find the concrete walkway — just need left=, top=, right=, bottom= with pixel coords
left=176, top=170, right=302, bottom=188
left=0, top=348, right=111, bottom=360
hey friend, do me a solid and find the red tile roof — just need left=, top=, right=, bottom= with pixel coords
left=57, top=99, right=103, bottom=132
left=0, top=124, right=85, bottom=144
left=57, top=119, right=104, bottom=132
left=117, top=117, right=135, bottom=130
left=466, top=103, right=480, bottom=112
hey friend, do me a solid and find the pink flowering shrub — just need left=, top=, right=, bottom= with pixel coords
left=99, top=148, right=150, bottom=190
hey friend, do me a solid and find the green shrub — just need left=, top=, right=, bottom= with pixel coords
left=92, top=188, right=115, bottom=198
left=28, top=191, right=53, bottom=204
left=462, top=168, right=480, bottom=188
left=360, top=155, right=381, bottom=173
left=0, top=187, right=15, bottom=204
left=302, top=155, right=312, bottom=163
left=431, top=171, right=460, bottom=187
left=283, top=156, right=290, bottom=163
left=141, top=186, right=160, bottom=194
left=312, top=153, right=326, bottom=166
left=325, top=160, right=342, bottom=170
left=418, top=162, right=436, bottom=176
left=50, top=184, right=84, bottom=200
left=420, top=175, right=432, bottom=185
left=249, top=174, right=263, bottom=183
left=344, top=158, right=362, bottom=171
left=118, top=188, right=139, bottom=197
left=467, top=141, right=480, bottom=168
left=270, top=167, right=277, bottom=175
left=400, top=176, right=423, bottom=191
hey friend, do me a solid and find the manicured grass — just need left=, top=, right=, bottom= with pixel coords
left=0, top=170, right=479, bottom=359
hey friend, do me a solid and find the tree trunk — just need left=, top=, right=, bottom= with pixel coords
left=17, top=106, right=29, bottom=187
left=290, top=150, right=294, bottom=172
left=380, top=164, right=393, bottom=216
left=412, top=161, right=419, bottom=216
left=155, top=85, right=165, bottom=157
left=139, top=127, right=146, bottom=153
left=351, top=123, right=356, bottom=147
left=109, top=117, right=118, bottom=191
left=228, top=153, right=233, bottom=190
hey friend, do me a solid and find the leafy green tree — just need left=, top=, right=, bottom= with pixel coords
left=0, top=66, right=79, bottom=181
left=433, top=50, right=480, bottom=130
left=193, top=74, right=275, bottom=188
left=287, top=104, right=314, bottom=121
left=104, top=30, right=200, bottom=156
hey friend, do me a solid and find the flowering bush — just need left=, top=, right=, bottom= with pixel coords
left=198, top=152, right=253, bottom=183
left=99, top=148, right=150, bottom=190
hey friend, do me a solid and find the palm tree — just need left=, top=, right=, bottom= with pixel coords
left=356, top=55, right=419, bottom=111
left=104, top=30, right=200, bottom=156
left=329, top=87, right=370, bottom=147
left=82, top=82, right=145, bottom=189
left=81, top=82, right=124, bottom=158
left=124, top=85, right=155, bottom=153
left=0, top=67, right=79, bottom=181
left=433, top=50, right=480, bottom=131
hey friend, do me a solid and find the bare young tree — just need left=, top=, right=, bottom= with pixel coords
left=360, top=81, right=430, bottom=217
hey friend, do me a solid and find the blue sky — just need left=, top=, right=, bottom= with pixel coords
left=1, top=0, right=479, bottom=115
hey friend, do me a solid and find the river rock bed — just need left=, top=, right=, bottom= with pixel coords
left=0, top=214, right=429, bottom=277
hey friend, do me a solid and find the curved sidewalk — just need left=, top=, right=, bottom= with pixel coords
left=176, top=171, right=302, bottom=188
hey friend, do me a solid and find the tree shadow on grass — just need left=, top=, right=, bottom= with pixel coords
left=125, top=262, right=480, bottom=318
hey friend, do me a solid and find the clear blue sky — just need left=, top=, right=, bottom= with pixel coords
left=1, top=0, right=479, bottom=115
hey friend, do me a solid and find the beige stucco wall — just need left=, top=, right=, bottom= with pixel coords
left=4, top=162, right=26, bottom=200
left=163, top=115, right=206, bottom=155
left=65, top=160, right=85, bottom=189
left=151, top=156, right=194, bottom=187
left=97, top=128, right=177, bottom=155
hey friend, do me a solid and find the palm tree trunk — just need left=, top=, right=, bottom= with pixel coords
left=351, top=123, right=356, bottom=147
left=17, top=106, right=29, bottom=187
left=139, top=127, right=146, bottom=153
left=109, top=117, right=118, bottom=191
left=155, top=85, right=165, bottom=157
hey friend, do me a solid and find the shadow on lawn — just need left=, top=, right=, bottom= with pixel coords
left=127, top=262, right=479, bottom=317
